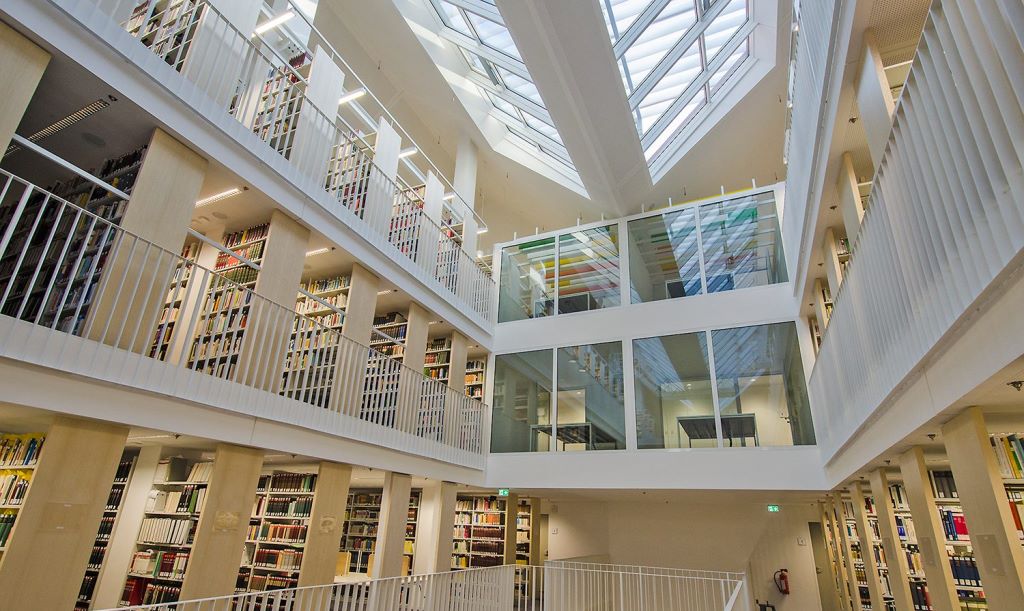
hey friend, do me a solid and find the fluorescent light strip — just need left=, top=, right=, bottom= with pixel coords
left=398, top=147, right=418, bottom=159
left=195, top=187, right=243, bottom=207
left=254, top=11, right=295, bottom=35
left=477, top=226, right=489, bottom=234
left=442, top=192, right=456, bottom=201
left=4, top=99, right=111, bottom=156
left=305, top=247, right=331, bottom=257
left=339, top=88, right=367, bottom=105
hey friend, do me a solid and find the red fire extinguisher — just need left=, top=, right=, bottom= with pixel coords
left=774, top=568, right=790, bottom=595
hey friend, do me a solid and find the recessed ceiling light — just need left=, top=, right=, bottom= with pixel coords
left=305, top=247, right=332, bottom=257
left=398, top=147, right=418, bottom=159
left=5, top=98, right=112, bottom=156
left=195, top=187, right=244, bottom=208
left=254, top=11, right=294, bottom=35
left=339, top=88, right=367, bottom=105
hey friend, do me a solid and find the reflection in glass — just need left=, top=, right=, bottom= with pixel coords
left=490, top=350, right=553, bottom=452
left=710, top=323, right=814, bottom=447
left=557, top=226, right=620, bottom=314
left=498, top=239, right=555, bottom=322
left=555, top=342, right=626, bottom=451
left=627, top=207, right=702, bottom=303
left=699, top=192, right=787, bottom=293
left=632, top=332, right=715, bottom=449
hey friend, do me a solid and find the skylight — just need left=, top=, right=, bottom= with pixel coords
left=427, top=0, right=577, bottom=174
left=601, top=0, right=753, bottom=163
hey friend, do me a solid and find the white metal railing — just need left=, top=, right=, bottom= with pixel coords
left=0, top=169, right=486, bottom=460
left=46, top=0, right=495, bottom=323
left=102, top=563, right=749, bottom=611
left=809, top=0, right=1024, bottom=457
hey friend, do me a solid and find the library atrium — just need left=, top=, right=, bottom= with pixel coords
left=0, top=0, right=1020, bottom=609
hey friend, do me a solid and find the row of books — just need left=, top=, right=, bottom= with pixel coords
left=909, top=581, right=931, bottom=611
left=300, top=275, right=350, bottom=296
left=214, top=242, right=264, bottom=271
left=0, top=514, right=16, bottom=546
left=138, top=517, right=193, bottom=545
left=153, top=457, right=207, bottom=483
left=96, top=516, right=117, bottom=540
left=249, top=574, right=297, bottom=591
left=223, top=223, right=269, bottom=249
left=895, top=515, right=918, bottom=542
left=204, top=289, right=252, bottom=313
left=146, top=486, right=206, bottom=514
left=0, top=435, right=44, bottom=467
left=121, top=580, right=180, bottom=606
left=253, top=548, right=302, bottom=570
left=427, top=338, right=452, bottom=351
left=219, top=266, right=259, bottom=286
left=106, top=486, right=126, bottom=510
left=260, top=472, right=317, bottom=493
left=990, top=434, right=1024, bottom=479
left=262, top=497, right=313, bottom=518
left=254, top=523, right=307, bottom=543
left=373, top=312, right=407, bottom=327
left=455, top=498, right=505, bottom=512
left=190, top=335, right=243, bottom=362
left=296, top=292, right=346, bottom=315
left=931, top=470, right=959, bottom=499
left=948, top=553, right=982, bottom=587
left=0, top=473, right=31, bottom=506
left=938, top=508, right=969, bottom=541
left=129, top=549, right=189, bottom=579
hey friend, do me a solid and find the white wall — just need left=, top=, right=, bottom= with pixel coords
left=547, top=498, right=822, bottom=610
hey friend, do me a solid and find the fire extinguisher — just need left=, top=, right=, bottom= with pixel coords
left=774, top=568, right=790, bottom=595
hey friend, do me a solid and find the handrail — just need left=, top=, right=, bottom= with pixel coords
left=0, top=169, right=486, bottom=456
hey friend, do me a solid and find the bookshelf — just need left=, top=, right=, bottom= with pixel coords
left=252, top=53, right=312, bottom=160
left=295, top=275, right=350, bottom=328
left=370, top=312, right=408, bottom=360
left=0, top=146, right=145, bottom=334
left=465, top=359, right=486, bottom=399
left=424, top=336, right=452, bottom=384
left=390, top=185, right=425, bottom=258
left=119, top=457, right=212, bottom=606
left=927, top=469, right=988, bottom=610
left=239, top=470, right=317, bottom=593
left=186, top=223, right=268, bottom=378
left=884, top=482, right=931, bottom=610
left=0, top=433, right=45, bottom=559
left=339, top=488, right=419, bottom=577
left=324, top=139, right=372, bottom=217
left=124, top=0, right=203, bottom=72
left=75, top=454, right=137, bottom=610
left=363, top=312, right=408, bottom=426
left=149, top=241, right=201, bottom=360
left=515, top=500, right=533, bottom=565
left=451, top=495, right=509, bottom=570
left=281, top=275, right=350, bottom=401
left=843, top=492, right=896, bottom=611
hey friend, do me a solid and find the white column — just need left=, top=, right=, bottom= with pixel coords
left=373, top=472, right=413, bottom=577
left=290, top=47, right=346, bottom=180
left=365, top=119, right=402, bottom=236
left=454, top=138, right=479, bottom=259
left=418, top=172, right=445, bottom=276
left=822, top=228, right=845, bottom=295
left=182, top=0, right=264, bottom=108
left=413, top=480, right=458, bottom=574
left=838, top=153, right=865, bottom=243
left=855, top=30, right=896, bottom=166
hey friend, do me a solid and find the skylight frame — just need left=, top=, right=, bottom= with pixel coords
left=601, top=0, right=755, bottom=163
left=427, top=0, right=578, bottom=174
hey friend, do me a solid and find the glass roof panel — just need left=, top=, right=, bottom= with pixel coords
left=636, top=39, right=701, bottom=133
left=708, top=40, right=747, bottom=93
left=495, top=66, right=544, bottom=107
left=462, top=8, right=523, bottom=61
left=645, top=88, right=706, bottom=159
left=704, top=0, right=747, bottom=62
left=620, top=1, right=698, bottom=92
left=438, top=2, right=473, bottom=36
left=601, top=0, right=656, bottom=42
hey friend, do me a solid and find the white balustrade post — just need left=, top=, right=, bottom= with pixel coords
left=418, top=172, right=445, bottom=281
left=365, top=119, right=402, bottom=237
left=183, top=0, right=263, bottom=107
left=290, top=47, right=346, bottom=181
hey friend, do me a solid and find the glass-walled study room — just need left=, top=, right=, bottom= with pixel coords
left=496, top=187, right=786, bottom=322
left=491, top=321, right=814, bottom=452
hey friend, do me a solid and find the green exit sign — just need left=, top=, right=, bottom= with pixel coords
left=767, top=504, right=781, bottom=513
left=497, top=488, right=510, bottom=497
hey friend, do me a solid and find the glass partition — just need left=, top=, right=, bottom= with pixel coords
left=627, top=207, right=703, bottom=303
left=498, top=238, right=556, bottom=322
left=491, top=350, right=553, bottom=452
left=710, top=323, right=814, bottom=446
left=557, top=225, right=620, bottom=313
left=555, top=342, right=626, bottom=451
left=699, top=192, right=787, bottom=293
left=632, top=332, right=715, bottom=449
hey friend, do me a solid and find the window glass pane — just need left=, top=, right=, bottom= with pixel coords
left=627, top=206, right=702, bottom=303
left=498, top=239, right=556, bottom=322
left=556, top=342, right=626, bottom=451
left=643, top=87, right=705, bottom=160
left=557, top=225, right=620, bottom=314
left=710, top=323, right=815, bottom=447
left=464, top=10, right=523, bottom=61
left=496, top=67, right=543, bottom=107
left=633, top=332, right=714, bottom=449
left=437, top=1, right=473, bottom=36
left=708, top=37, right=748, bottom=94
left=600, top=0, right=652, bottom=42
left=461, top=48, right=490, bottom=77
left=699, top=191, right=787, bottom=293
left=703, top=0, right=747, bottom=63
left=491, top=350, right=553, bottom=452
left=621, top=0, right=698, bottom=92
left=636, top=39, right=701, bottom=133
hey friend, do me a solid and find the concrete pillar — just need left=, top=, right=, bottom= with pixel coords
left=291, top=47, right=346, bottom=179
left=868, top=469, right=914, bottom=611
left=942, top=408, right=1024, bottom=608
left=365, top=119, right=402, bottom=236
left=413, top=480, right=458, bottom=574
left=831, top=494, right=863, bottom=609
left=419, top=172, right=445, bottom=279
left=179, top=444, right=263, bottom=600
left=373, top=472, right=413, bottom=578
left=92, top=445, right=162, bottom=609
left=838, top=153, right=866, bottom=243
left=341, top=263, right=380, bottom=346
left=822, top=228, right=845, bottom=295
left=182, top=0, right=263, bottom=108
left=0, top=21, right=50, bottom=153
left=403, top=303, right=431, bottom=374
left=448, top=332, right=469, bottom=394
left=298, top=462, right=352, bottom=586
left=332, top=263, right=379, bottom=416
left=453, top=137, right=479, bottom=260
left=166, top=225, right=225, bottom=365
left=236, top=210, right=309, bottom=391
left=813, top=278, right=831, bottom=331
left=855, top=30, right=896, bottom=166
left=503, top=493, right=518, bottom=565
left=84, top=129, right=208, bottom=353
left=898, top=447, right=960, bottom=611
left=0, top=416, right=128, bottom=610
left=818, top=501, right=850, bottom=611
left=851, top=482, right=886, bottom=610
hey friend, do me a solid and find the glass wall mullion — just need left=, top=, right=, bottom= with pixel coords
left=704, top=329, right=725, bottom=448
left=694, top=203, right=709, bottom=294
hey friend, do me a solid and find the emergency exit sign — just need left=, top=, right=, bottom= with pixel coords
left=498, top=488, right=510, bottom=497
left=767, top=504, right=781, bottom=513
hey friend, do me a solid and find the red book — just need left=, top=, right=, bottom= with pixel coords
left=1009, top=501, right=1023, bottom=533
left=953, top=514, right=969, bottom=537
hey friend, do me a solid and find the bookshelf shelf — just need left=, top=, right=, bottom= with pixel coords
left=239, top=471, right=316, bottom=593
left=339, top=488, right=420, bottom=576
left=77, top=454, right=136, bottom=609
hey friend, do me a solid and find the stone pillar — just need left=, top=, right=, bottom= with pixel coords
left=413, top=480, right=458, bottom=574
left=179, top=444, right=263, bottom=600
left=372, top=472, right=412, bottom=578
left=365, top=119, right=402, bottom=236
left=236, top=210, right=309, bottom=391
left=942, top=408, right=1024, bottom=608
left=898, top=447, right=960, bottom=611
left=831, top=494, right=863, bottom=609
left=503, top=493, right=519, bottom=565
left=822, top=228, right=845, bottom=295
left=290, top=47, right=346, bottom=180
left=0, top=21, right=50, bottom=153
left=868, top=468, right=914, bottom=611
left=818, top=500, right=851, bottom=611
left=855, top=30, right=896, bottom=166
left=332, top=263, right=379, bottom=415
left=453, top=137, right=479, bottom=260
left=0, top=416, right=128, bottom=610
left=851, top=482, right=886, bottom=609
left=399, top=303, right=432, bottom=434
left=838, top=153, right=865, bottom=242
left=298, top=462, right=352, bottom=586
left=341, top=264, right=380, bottom=346
left=813, top=278, right=831, bottom=331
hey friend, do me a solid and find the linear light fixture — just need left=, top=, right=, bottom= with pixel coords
left=254, top=11, right=295, bottom=35
left=4, top=98, right=112, bottom=157
left=442, top=192, right=456, bottom=201
left=305, top=247, right=331, bottom=257
left=338, top=88, right=367, bottom=105
left=195, top=187, right=243, bottom=208
left=477, top=226, right=489, bottom=234
left=398, top=147, right=418, bottom=159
